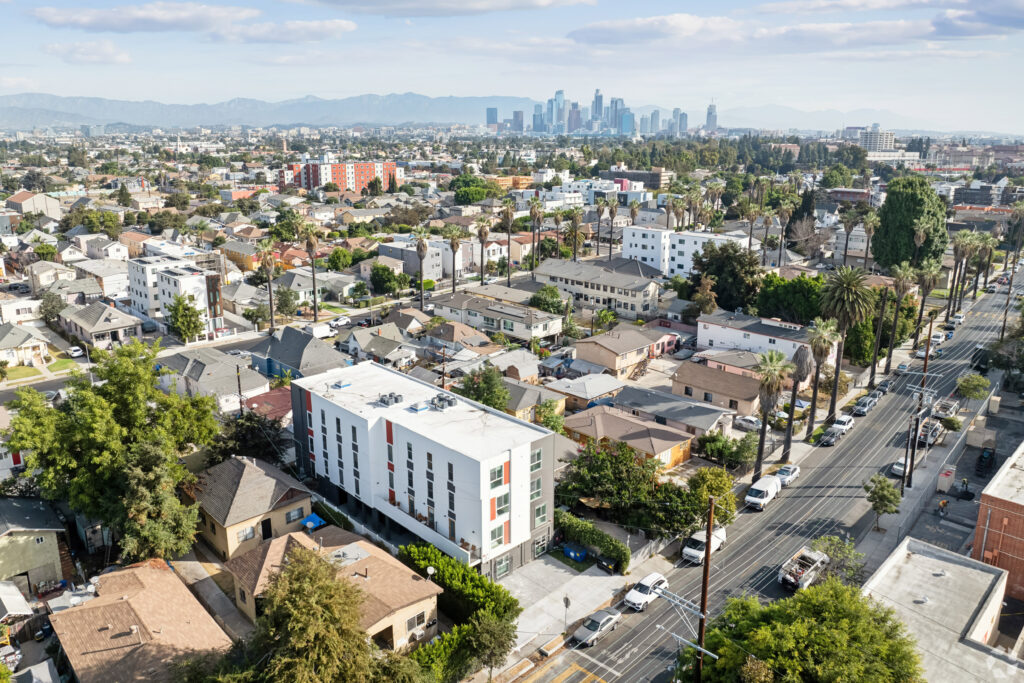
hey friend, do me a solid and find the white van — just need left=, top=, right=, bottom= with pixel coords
left=745, top=475, right=782, bottom=511
left=304, top=323, right=333, bottom=339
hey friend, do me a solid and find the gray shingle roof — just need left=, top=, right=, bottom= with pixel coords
left=194, top=457, right=310, bottom=527
left=0, top=323, right=47, bottom=351
left=60, top=301, right=140, bottom=334
left=0, top=497, right=63, bottom=537
left=161, top=348, right=267, bottom=394
left=503, top=377, right=562, bottom=412
left=698, top=310, right=811, bottom=344
left=249, top=326, right=346, bottom=375
left=611, top=385, right=732, bottom=432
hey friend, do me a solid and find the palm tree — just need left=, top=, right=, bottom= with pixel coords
left=820, top=267, right=874, bottom=421
left=564, top=208, right=584, bottom=261
left=474, top=216, right=491, bottom=287
left=686, top=187, right=701, bottom=228
left=607, top=200, right=618, bottom=260
left=595, top=197, right=607, bottom=261
left=775, top=201, right=794, bottom=268
left=945, top=230, right=971, bottom=322
left=868, top=286, right=889, bottom=389
left=529, top=196, right=543, bottom=279
left=957, top=232, right=980, bottom=311
left=884, top=261, right=915, bottom=374
left=673, top=202, right=686, bottom=235
left=981, top=229, right=1001, bottom=290
left=782, top=346, right=813, bottom=463
left=412, top=227, right=430, bottom=311
left=970, top=233, right=996, bottom=300
left=591, top=308, right=617, bottom=334
left=500, top=198, right=515, bottom=286
left=298, top=222, right=321, bottom=322
left=665, top=195, right=675, bottom=229
left=257, top=239, right=277, bottom=332
left=629, top=199, right=642, bottom=226
left=753, top=350, right=794, bottom=482
left=862, top=212, right=879, bottom=272
left=841, top=210, right=858, bottom=266
left=912, top=260, right=941, bottom=347
left=761, top=208, right=776, bottom=266
left=552, top=209, right=564, bottom=255
left=804, top=318, right=839, bottom=441
left=912, top=217, right=930, bottom=265
left=745, top=205, right=760, bottom=253
left=443, top=226, right=467, bottom=294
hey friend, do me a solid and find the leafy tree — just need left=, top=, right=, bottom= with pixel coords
left=166, top=294, right=204, bottom=342
left=756, top=272, right=823, bottom=325
left=206, top=411, right=289, bottom=467
left=864, top=474, right=901, bottom=531
left=367, top=176, right=383, bottom=196
left=467, top=610, right=517, bottom=682
left=528, top=285, right=565, bottom=315
left=810, top=534, right=865, bottom=585
left=370, top=262, right=400, bottom=296
left=328, top=247, right=353, bottom=271
left=372, top=651, right=433, bottom=682
left=242, top=303, right=270, bottom=329
left=691, top=275, right=718, bottom=315
left=956, top=373, right=990, bottom=400
left=116, top=183, right=131, bottom=207
left=456, top=366, right=510, bottom=411
left=39, top=291, right=65, bottom=325
left=682, top=579, right=922, bottom=681
left=535, top=399, right=564, bottom=434
left=690, top=241, right=762, bottom=312
left=821, top=163, right=853, bottom=189
left=0, top=361, right=8, bottom=383
left=275, top=286, right=298, bottom=317
left=669, top=275, right=693, bottom=301
left=163, top=193, right=189, bottom=210
left=873, top=176, right=947, bottom=268
left=321, top=182, right=340, bottom=192
left=941, top=416, right=962, bottom=432
left=33, top=242, right=56, bottom=262
left=351, top=281, right=369, bottom=298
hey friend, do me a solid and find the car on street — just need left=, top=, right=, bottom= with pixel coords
left=42, top=391, right=58, bottom=403
left=67, top=346, right=84, bottom=358
left=930, top=332, right=945, bottom=345
left=868, top=390, right=884, bottom=402
left=734, top=415, right=762, bottom=432
left=623, top=572, right=668, bottom=611
left=895, top=363, right=909, bottom=375
left=852, top=397, right=876, bottom=416
left=952, top=313, right=966, bottom=326
left=986, top=284, right=998, bottom=293
left=915, top=346, right=943, bottom=359
left=942, top=322, right=957, bottom=331
left=877, top=379, right=896, bottom=393
left=832, top=415, right=855, bottom=434
left=818, top=427, right=842, bottom=446
left=571, top=609, right=621, bottom=647
left=681, top=528, right=727, bottom=564
left=889, top=460, right=906, bottom=477
left=329, top=315, right=351, bottom=328
left=776, top=464, right=801, bottom=486
left=744, top=475, right=782, bottom=510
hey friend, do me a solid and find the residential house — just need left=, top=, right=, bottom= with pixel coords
left=46, top=278, right=103, bottom=305
left=546, top=374, right=626, bottom=412
left=503, top=377, right=565, bottom=423
left=187, top=456, right=312, bottom=561
left=378, top=241, right=444, bottom=282
left=0, top=497, right=68, bottom=594
left=223, top=526, right=444, bottom=649
left=339, top=207, right=389, bottom=225
left=49, top=560, right=232, bottom=683
left=55, top=241, right=87, bottom=265
left=382, top=307, right=432, bottom=336
left=337, top=236, right=378, bottom=253
left=0, top=209, right=21, bottom=236
left=0, top=323, right=49, bottom=367
left=243, top=386, right=293, bottom=428
left=249, top=325, right=348, bottom=379
left=562, top=405, right=693, bottom=467
left=339, top=322, right=404, bottom=356
left=424, top=321, right=505, bottom=360
left=117, top=230, right=153, bottom=258
left=288, top=266, right=357, bottom=301
left=672, top=362, right=760, bottom=415
left=27, top=260, right=75, bottom=296
left=697, top=310, right=839, bottom=367
left=491, top=348, right=541, bottom=383
left=358, top=255, right=404, bottom=282
left=159, top=348, right=269, bottom=413
left=72, top=259, right=130, bottom=298
left=221, top=281, right=269, bottom=315
left=610, top=385, right=733, bottom=438
left=5, top=191, right=61, bottom=221
left=574, top=329, right=658, bottom=379
left=431, top=292, right=562, bottom=342
left=534, top=258, right=660, bottom=320
left=84, top=238, right=129, bottom=261
left=58, top=301, right=142, bottom=350
left=0, top=295, right=41, bottom=325
left=219, top=240, right=261, bottom=272
left=130, top=195, right=163, bottom=211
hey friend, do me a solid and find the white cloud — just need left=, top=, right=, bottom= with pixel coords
left=567, top=14, right=742, bottom=44
left=752, top=19, right=934, bottom=46
left=45, top=40, right=132, bottom=64
left=32, top=2, right=261, bottom=32
left=304, top=0, right=593, bottom=17
left=0, top=76, right=36, bottom=91
left=758, top=0, right=963, bottom=14
left=213, top=19, right=356, bottom=43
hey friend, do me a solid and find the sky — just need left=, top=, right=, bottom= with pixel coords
left=1, top=0, right=1023, bottom=132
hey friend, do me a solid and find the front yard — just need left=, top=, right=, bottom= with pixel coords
left=6, top=366, right=41, bottom=381
left=47, top=358, right=77, bottom=374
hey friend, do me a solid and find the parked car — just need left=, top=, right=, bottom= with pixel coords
left=734, top=415, right=762, bottom=432
left=623, top=573, right=668, bottom=611
left=67, top=346, right=85, bottom=358
left=681, top=527, right=727, bottom=564
left=745, top=475, right=782, bottom=511
left=889, top=460, right=906, bottom=477
left=852, top=397, right=876, bottom=416
left=942, top=322, right=957, bottom=331
left=818, top=427, right=842, bottom=447
left=868, top=390, right=884, bottom=402
left=832, top=415, right=855, bottom=434
left=895, top=363, right=909, bottom=375
left=930, top=332, right=945, bottom=346
left=42, top=391, right=58, bottom=403
left=952, top=313, right=966, bottom=326
left=776, top=464, right=801, bottom=486
left=877, top=379, right=896, bottom=394
left=986, top=284, right=998, bottom=293
left=329, top=315, right=351, bottom=328
left=915, top=346, right=942, bottom=359
left=571, top=609, right=621, bottom=647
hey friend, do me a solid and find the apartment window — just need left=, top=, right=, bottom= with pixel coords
left=351, top=426, right=357, bottom=442
left=406, top=612, right=426, bottom=632
left=729, top=400, right=739, bottom=410
left=503, top=320, right=514, bottom=331
left=407, top=458, right=414, bottom=472
left=495, top=555, right=512, bottom=578
left=285, top=507, right=304, bottom=523
left=448, top=491, right=455, bottom=510
left=448, top=518, right=456, bottom=540
left=684, top=386, right=693, bottom=397
left=389, top=471, right=395, bottom=489
left=408, top=494, right=415, bottom=514
left=769, top=338, right=777, bottom=345
left=335, top=417, right=341, bottom=433
left=34, top=536, right=44, bottom=545
left=407, top=442, right=413, bottom=459
left=352, top=452, right=359, bottom=469
left=427, top=452, right=433, bottom=470
left=530, top=479, right=542, bottom=501
left=742, top=333, right=750, bottom=339
left=428, top=506, right=435, bottom=529
left=236, top=526, right=255, bottom=543
left=306, top=410, right=312, bottom=426
left=448, top=462, right=454, bottom=481
left=307, top=435, right=314, bottom=452
left=427, top=481, right=434, bottom=499
left=354, top=479, right=360, bottom=496
left=239, top=589, right=246, bottom=603
left=407, top=470, right=414, bottom=488
left=321, top=434, right=327, bottom=451
left=320, top=409, right=325, bottom=424
left=387, top=444, right=393, bottom=463
left=489, top=465, right=504, bottom=489
left=530, top=449, right=542, bottom=472
left=534, top=504, right=548, bottom=525
left=495, top=492, right=510, bottom=517
left=490, top=526, right=504, bottom=549
left=704, top=392, right=713, bottom=402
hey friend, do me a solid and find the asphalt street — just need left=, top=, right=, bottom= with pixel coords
left=529, top=288, right=1011, bottom=683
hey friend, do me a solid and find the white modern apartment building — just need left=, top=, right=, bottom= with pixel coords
left=154, top=264, right=225, bottom=339
left=291, top=363, right=558, bottom=580
left=128, top=256, right=194, bottom=319
left=697, top=310, right=837, bottom=365
left=622, top=227, right=753, bottom=277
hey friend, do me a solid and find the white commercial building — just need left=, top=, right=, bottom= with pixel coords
left=128, top=256, right=193, bottom=320
left=154, top=264, right=225, bottom=340
left=291, top=362, right=558, bottom=580
left=622, top=227, right=752, bottom=277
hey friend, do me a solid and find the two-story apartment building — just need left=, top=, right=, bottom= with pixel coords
left=622, top=227, right=753, bottom=278
left=696, top=310, right=838, bottom=366
left=128, top=255, right=194, bottom=320
left=534, top=258, right=660, bottom=320
left=291, top=362, right=557, bottom=580
left=430, top=292, right=562, bottom=342
left=574, top=329, right=660, bottom=379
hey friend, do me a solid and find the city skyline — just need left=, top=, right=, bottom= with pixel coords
left=1, top=1, right=1023, bottom=132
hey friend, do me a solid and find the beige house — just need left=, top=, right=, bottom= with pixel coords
left=672, top=362, right=760, bottom=415
left=574, top=329, right=655, bottom=379
left=27, top=260, right=76, bottom=296
left=186, top=456, right=312, bottom=561
left=224, top=525, right=443, bottom=650
left=0, top=323, right=49, bottom=367
left=0, top=497, right=68, bottom=596
left=503, top=377, right=565, bottom=423
left=562, top=405, right=692, bottom=468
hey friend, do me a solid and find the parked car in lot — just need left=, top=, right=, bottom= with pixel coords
left=832, top=415, right=855, bottom=434
left=745, top=475, right=782, bottom=511
left=852, top=397, right=876, bottom=416
left=681, top=528, right=727, bottom=564
left=734, top=415, right=762, bottom=432
left=571, top=609, right=621, bottom=647
left=623, top=573, right=668, bottom=611
left=877, top=379, right=895, bottom=394
left=818, top=427, right=842, bottom=446
left=776, top=464, right=801, bottom=486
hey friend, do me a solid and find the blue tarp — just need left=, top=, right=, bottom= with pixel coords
left=300, top=512, right=327, bottom=531
left=795, top=399, right=811, bottom=409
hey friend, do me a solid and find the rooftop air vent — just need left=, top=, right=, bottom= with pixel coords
left=332, top=381, right=352, bottom=390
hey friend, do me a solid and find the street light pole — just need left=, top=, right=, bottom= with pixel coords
left=697, top=496, right=715, bottom=682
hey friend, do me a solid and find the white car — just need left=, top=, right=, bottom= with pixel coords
left=832, top=415, right=855, bottom=434
left=67, top=346, right=85, bottom=358
left=681, top=527, right=727, bottom=564
left=952, top=313, right=965, bottom=326
left=734, top=415, right=762, bottom=432
left=623, top=572, right=668, bottom=611
left=890, top=460, right=906, bottom=477
left=329, top=315, right=351, bottom=328
left=776, top=464, right=801, bottom=486
left=930, top=332, right=944, bottom=346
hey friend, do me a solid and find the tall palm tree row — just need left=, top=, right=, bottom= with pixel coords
left=782, top=345, right=813, bottom=463
left=861, top=212, right=879, bottom=271
left=443, top=226, right=467, bottom=295
left=257, top=239, right=277, bottom=332
left=753, top=350, right=794, bottom=482
left=979, top=231, right=1000, bottom=291
left=957, top=232, right=980, bottom=312
left=841, top=209, right=858, bottom=266
left=775, top=201, right=794, bottom=268
left=528, top=196, right=543, bottom=279
left=412, top=227, right=430, bottom=311
left=500, top=198, right=515, bottom=287
left=884, top=261, right=915, bottom=374
left=552, top=210, right=564, bottom=255
left=945, top=230, right=973, bottom=321
left=298, top=222, right=320, bottom=322
left=673, top=202, right=686, bottom=235
left=474, top=217, right=491, bottom=287
left=664, top=195, right=675, bottom=229
left=912, top=260, right=941, bottom=347
left=760, top=208, right=776, bottom=266
left=804, top=318, right=840, bottom=441
left=820, top=267, right=874, bottom=421
left=629, top=199, right=641, bottom=227
left=607, top=200, right=618, bottom=260
left=564, top=208, right=584, bottom=261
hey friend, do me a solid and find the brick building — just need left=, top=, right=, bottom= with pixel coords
left=972, top=439, right=1024, bottom=600
left=279, top=154, right=403, bottom=194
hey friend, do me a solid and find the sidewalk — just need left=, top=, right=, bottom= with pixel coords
left=172, top=549, right=254, bottom=641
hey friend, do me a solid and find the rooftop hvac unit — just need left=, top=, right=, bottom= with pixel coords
left=332, top=381, right=352, bottom=390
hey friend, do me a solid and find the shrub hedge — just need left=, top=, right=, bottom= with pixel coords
left=554, top=509, right=631, bottom=573
left=409, top=623, right=476, bottom=683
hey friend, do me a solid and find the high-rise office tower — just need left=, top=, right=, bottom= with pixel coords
left=545, top=98, right=555, bottom=127
left=554, top=90, right=566, bottom=130
left=581, top=106, right=590, bottom=123
left=619, top=110, right=636, bottom=136
left=567, top=103, right=582, bottom=133
left=639, top=115, right=650, bottom=135
left=677, top=110, right=688, bottom=136
left=486, top=108, right=498, bottom=125
left=512, top=111, right=524, bottom=133
left=706, top=103, right=718, bottom=131
left=591, top=89, right=603, bottom=123
left=609, top=98, right=624, bottom=131
left=650, top=110, right=660, bottom=134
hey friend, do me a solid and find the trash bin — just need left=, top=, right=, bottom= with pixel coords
left=563, top=543, right=587, bottom=563
left=937, top=465, right=956, bottom=493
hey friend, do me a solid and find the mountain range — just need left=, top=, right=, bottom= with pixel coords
left=0, top=92, right=1004, bottom=136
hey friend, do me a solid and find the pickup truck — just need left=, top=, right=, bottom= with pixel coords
left=933, top=398, right=959, bottom=419
left=917, top=418, right=943, bottom=446
left=779, top=547, right=830, bottom=591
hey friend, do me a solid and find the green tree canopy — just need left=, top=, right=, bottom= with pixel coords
left=821, top=163, right=853, bottom=189
left=39, top=291, right=65, bottom=325
left=873, top=176, right=948, bottom=268
left=455, top=366, right=510, bottom=411
left=865, top=473, right=901, bottom=531
left=166, top=294, right=204, bottom=342
left=535, top=398, right=564, bottom=434
left=370, top=262, right=400, bottom=295
left=206, top=411, right=290, bottom=467
left=328, top=247, right=353, bottom=271
left=690, top=241, right=762, bottom=313
left=275, top=286, right=298, bottom=317
left=528, top=285, right=565, bottom=315
left=33, top=242, right=56, bottom=262
left=756, top=272, right=824, bottom=325
left=956, top=373, right=990, bottom=400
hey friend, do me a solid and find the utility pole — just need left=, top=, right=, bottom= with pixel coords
left=907, top=316, right=935, bottom=490
left=869, top=286, right=889, bottom=389
left=697, top=496, right=715, bottom=682
left=236, top=364, right=244, bottom=417
left=900, top=414, right=912, bottom=495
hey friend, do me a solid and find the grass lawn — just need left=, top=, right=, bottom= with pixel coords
left=6, top=366, right=42, bottom=381
left=931, top=289, right=949, bottom=299
left=193, top=545, right=235, bottom=599
left=48, top=358, right=77, bottom=374
left=547, top=548, right=596, bottom=573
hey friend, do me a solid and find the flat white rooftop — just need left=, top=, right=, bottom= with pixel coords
left=982, top=438, right=1024, bottom=502
left=295, top=362, right=549, bottom=461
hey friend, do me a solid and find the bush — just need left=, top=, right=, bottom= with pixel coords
left=697, top=432, right=757, bottom=469
left=941, top=416, right=962, bottom=432
left=410, top=623, right=476, bottom=683
left=312, top=501, right=354, bottom=531
left=554, top=509, right=631, bottom=573
left=819, top=365, right=852, bottom=397
left=423, top=279, right=436, bottom=291
left=398, top=544, right=521, bottom=623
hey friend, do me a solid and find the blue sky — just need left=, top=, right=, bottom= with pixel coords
left=1, top=0, right=1022, bottom=132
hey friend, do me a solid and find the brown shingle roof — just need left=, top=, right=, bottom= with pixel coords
left=563, top=405, right=691, bottom=455
left=672, top=362, right=760, bottom=401
left=193, top=457, right=310, bottom=527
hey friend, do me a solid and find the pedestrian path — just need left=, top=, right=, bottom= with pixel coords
left=172, top=549, right=254, bottom=641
